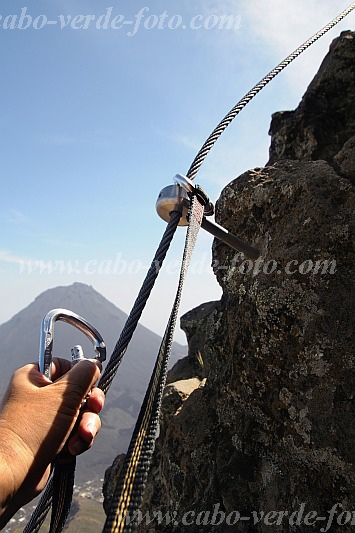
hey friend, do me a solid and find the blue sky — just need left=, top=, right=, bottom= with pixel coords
left=1, top=0, right=354, bottom=343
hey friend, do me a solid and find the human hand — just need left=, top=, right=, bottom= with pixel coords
left=0, top=358, right=105, bottom=527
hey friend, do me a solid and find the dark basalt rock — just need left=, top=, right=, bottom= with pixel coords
left=268, top=30, right=355, bottom=183
left=104, top=32, right=355, bottom=532
left=137, top=160, right=354, bottom=532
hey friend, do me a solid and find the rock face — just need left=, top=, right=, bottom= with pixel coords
left=104, top=32, right=355, bottom=531
left=268, top=31, right=355, bottom=187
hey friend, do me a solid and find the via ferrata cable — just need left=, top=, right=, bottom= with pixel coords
left=23, top=4, right=355, bottom=532
left=186, top=2, right=355, bottom=181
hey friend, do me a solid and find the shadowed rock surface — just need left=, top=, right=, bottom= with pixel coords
left=268, top=30, right=355, bottom=187
left=104, top=32, right=355, bottom=532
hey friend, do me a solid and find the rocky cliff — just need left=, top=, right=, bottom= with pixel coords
left=104, top=32, right=355, bottom=531
left=268, top=30, right=355, bottom=186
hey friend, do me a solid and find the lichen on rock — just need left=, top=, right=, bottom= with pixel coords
left=104, top=31, right=355, bottom=532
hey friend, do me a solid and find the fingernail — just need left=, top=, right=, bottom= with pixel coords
left=87, top=359, right=102, bottom=371
left=86, top=422, right=96, bottom=440
left=98, top=396, right=104, bottom=410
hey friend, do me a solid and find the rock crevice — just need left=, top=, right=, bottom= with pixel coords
left=104, top=31, right=355, bottom=532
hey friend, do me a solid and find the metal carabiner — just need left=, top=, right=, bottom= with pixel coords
left=39, top=308, right=106, bottom=379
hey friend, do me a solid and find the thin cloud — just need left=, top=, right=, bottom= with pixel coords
left=42, top=238, right=85, bottom=248
left=154, top=125, right=203, bottom=153
left=191, top=0, right=354, bottom=93
left=172, top=134, right=202, bottom=152
left=5, top=209, right=31, bottom=225
left=241, top=0, right=352, bottom=52
left=0, top=250, right=32, bottom=265
left=235, top=0, right=354, bottom=93
left=39, top=130, right=118, bottom=148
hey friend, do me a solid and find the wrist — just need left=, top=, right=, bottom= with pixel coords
left=0, top=421, right=33, bottom=527
left=0, top=437, right=16, bottom=528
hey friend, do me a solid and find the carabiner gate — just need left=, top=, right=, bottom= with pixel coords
left=39, top=308, right=106, bottom=379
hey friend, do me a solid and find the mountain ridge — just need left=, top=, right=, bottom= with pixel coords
left=0, top=282, right=186, bottom=484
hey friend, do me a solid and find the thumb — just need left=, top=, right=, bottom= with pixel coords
left=55, top=359, right=102, bottom=408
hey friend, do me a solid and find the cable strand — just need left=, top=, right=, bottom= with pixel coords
left=98, top=210, right=181, bottom=395
left=186, top=3, right=355, bottom=181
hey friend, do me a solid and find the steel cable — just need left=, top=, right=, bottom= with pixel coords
left=23, top=478, right=53, bottom=533
left=22, top=4, right=355, bottom=531
left=186, top=3, right=355, bottom=181
left=104, top=196, right=204, bottom=532
left=98, top=210, right=181, bottom=395
left=24, top=211, right=181, bottom=533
